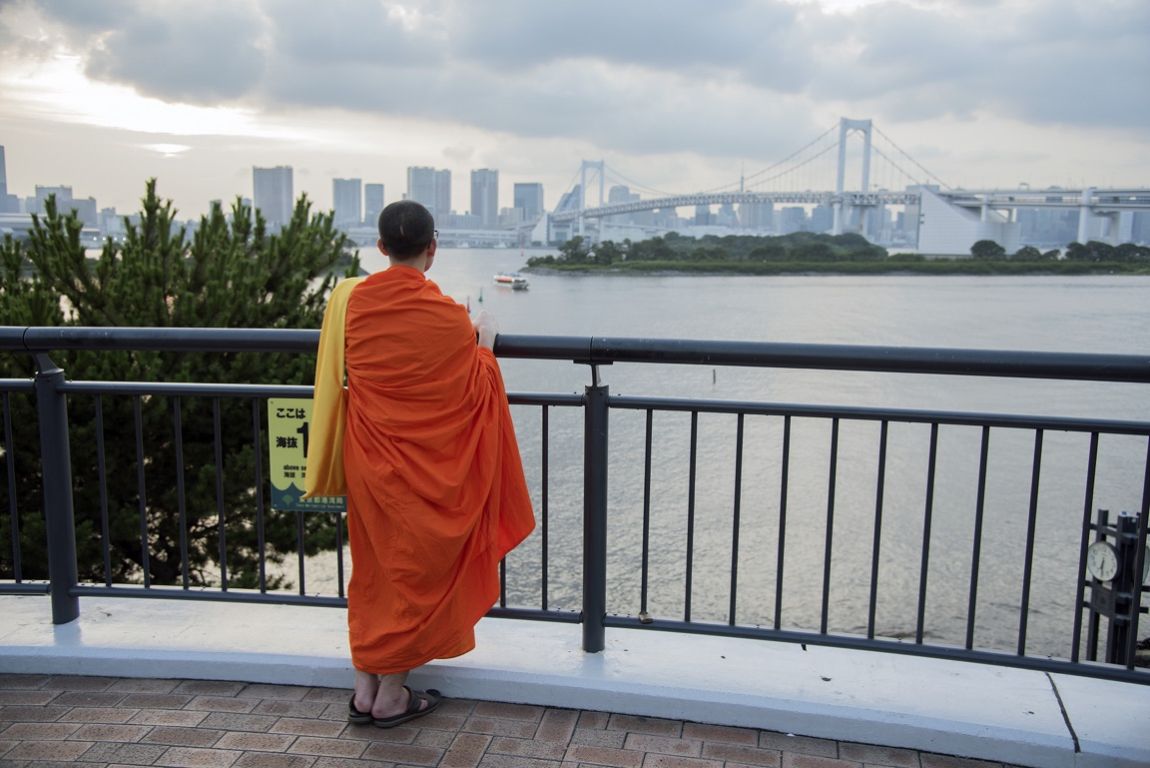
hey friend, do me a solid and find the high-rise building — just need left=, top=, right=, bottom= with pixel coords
left=364, top=183, right=385, bottom=227
left=470, top=169, right=499, bottom=229
left=332, top=178, right=362, bottom=229
left=253, top=166, right=293, bottom=230
left=406, top=166, right=451, bottom=221
left=29, top=185, right=95, bottom=226
left=513, top=183, right=544, bottom=221
left=739, top=201, right=774, bottom=230
left=809, top=204, right=833, bottom=233
left=0, top=145, right=14, bottom=213
left=778, top=206, right=806, bottom=234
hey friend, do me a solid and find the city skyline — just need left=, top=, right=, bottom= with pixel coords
left=0, top=1, right=1147, bottom=221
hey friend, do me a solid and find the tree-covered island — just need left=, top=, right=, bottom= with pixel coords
left=526, top=232, right=1150, bottom=275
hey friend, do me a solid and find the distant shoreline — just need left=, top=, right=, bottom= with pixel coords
left=524, top=260, right=1150, bottom=277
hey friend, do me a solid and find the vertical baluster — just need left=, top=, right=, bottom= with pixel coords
left=296, top=510, right=306, bottom=595
left=499, top=553, right=507, bottom=608
left=1017, top=429, right=1043, bottom=655
left=684, top=411, right=697, bottom=623
left=133, top=396, right=151, bottom=588
left=252, top=399, right=267, bottom=593
left=966, top=426, right=991, bottom=650
left=867, top=420, right=888, bottom=640
left=641, top=409, right=653, bottom=619
left=1070, top=432, right=1099, bottom=663
left=541, top=405, right=550, bottom=611
left=775, top=415, right=790, bottom=631
left=915, top=423, right=939, bottom=644
left=821, top=417, right=839, bottom=634
left=95, top=396, right=111, bottom=586
left=729, top=413, right=744, bottom=626
left=2, top=393, right=18, bottom=583
left=173, top=397, right=190, bottom=590
left=335, top=510, right=346, bottom=599
left=213, top=399, right=228, bottom=590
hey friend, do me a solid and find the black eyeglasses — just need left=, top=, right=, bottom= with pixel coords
left=433, top=229, right=439, bottom=239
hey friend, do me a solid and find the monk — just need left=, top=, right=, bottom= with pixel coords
left=305, top=200, right=535, bottom=728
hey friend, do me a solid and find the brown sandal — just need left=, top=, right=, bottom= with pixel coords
left=372, top=686, right=442, bottom=728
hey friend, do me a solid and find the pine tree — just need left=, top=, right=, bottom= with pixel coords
left=0, top=180, right=359, bottom=589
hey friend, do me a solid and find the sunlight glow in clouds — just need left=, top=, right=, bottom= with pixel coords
left=141, top=143, right=193, bottom=158
left=0, top=54, right=299, bottom=142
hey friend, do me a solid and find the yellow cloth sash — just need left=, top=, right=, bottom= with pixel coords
left=303, top=277, right=364, bottom=498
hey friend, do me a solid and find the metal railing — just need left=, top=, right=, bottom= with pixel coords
left=1, top=326, right=1148, bottom=684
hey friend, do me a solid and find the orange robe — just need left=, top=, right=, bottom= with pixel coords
left=338, top=266, right=534, bottom=674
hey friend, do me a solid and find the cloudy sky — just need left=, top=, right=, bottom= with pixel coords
left=1, top=0, right=1147, bottom=220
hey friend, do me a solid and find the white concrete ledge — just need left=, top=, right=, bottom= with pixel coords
left=1, top=594, right=1146, bottom=768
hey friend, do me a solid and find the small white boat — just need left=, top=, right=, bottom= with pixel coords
left=493, top=272, right=529, bottom=290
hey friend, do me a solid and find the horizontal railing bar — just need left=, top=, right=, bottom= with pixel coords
left=608, top=394, right=1150, bottom=435
left=603, top=616, right=1150, bottom=685
left=61, top=382, right=314, bottom=398
left=3, top=327, right=1148, bottom=383
left=0, top=583, right=51, bottom=595
left=577, top=336, right=1150, bottom=383
left=55, top=384, right=586, bottom=404
left=29, top=380, right=1149, bottom=436
left=12, top=327, right=319, bottom=353
left=0, top=379, right=35, bottom=392
left=486, top=607, right=582, bottom=624
left=71, top=585, right=347, bottom=608
left=67, top=585, right=581, bottom=624
left=508, top=392, right=584, bottom=407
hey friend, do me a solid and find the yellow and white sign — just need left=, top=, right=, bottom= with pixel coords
left=267, top=397, right=346, bottom=513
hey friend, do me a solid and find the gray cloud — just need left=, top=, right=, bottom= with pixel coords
left=84, top=2, right=268, bottom=103
left=11, top=0, right=1149, bottom=160
left=811, top=0, right=1150, bottom=129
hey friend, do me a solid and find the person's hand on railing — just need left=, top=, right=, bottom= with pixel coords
left=473, top=311, right=499, bottom=350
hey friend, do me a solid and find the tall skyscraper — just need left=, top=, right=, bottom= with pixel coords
left=470, top=168, right=499, bottom=229
left=513, top=183, right=544, bottom=221
left=406, top=166, right=451, bottom=221
left=0, top=146, right=16, bottom=213
left=252, top=166, right=293, bottom=230
left=364, top=183, right=385, bottom=227
left=332, top=178, right=362, bottom=229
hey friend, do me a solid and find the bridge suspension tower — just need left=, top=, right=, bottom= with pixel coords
left=578, top=160, right=606, bottom=238
left=833, top=118, right=873, bottom=236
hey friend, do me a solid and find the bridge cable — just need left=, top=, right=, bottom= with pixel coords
left=602, top=165, right=681, bottom=198
left=736, top=122, right=841, bottom=185
left=873, top=125, right=952, bottom=190
left=745, top=142, right=840, bottom=191
left=687, top=121, right=841, bottom=195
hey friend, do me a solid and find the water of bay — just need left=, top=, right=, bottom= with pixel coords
left=304, top=247, right=1150, bottom=657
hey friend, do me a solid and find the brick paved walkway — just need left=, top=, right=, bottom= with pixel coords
left=0, top=674, right=1022, bottom=768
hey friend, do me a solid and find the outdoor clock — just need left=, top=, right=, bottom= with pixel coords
left=1086, top=541, right=1119, bottom=582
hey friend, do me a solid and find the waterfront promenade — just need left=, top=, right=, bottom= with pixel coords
left=1, top=595, right=1146, bottom=768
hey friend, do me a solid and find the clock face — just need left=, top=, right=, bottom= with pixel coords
left=1087, top=541, right=1119, bottom=582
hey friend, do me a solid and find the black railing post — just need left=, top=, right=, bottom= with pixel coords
left=33, top=353, right=79, bottom=624
left=582, top=365, right=609, bottom=652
